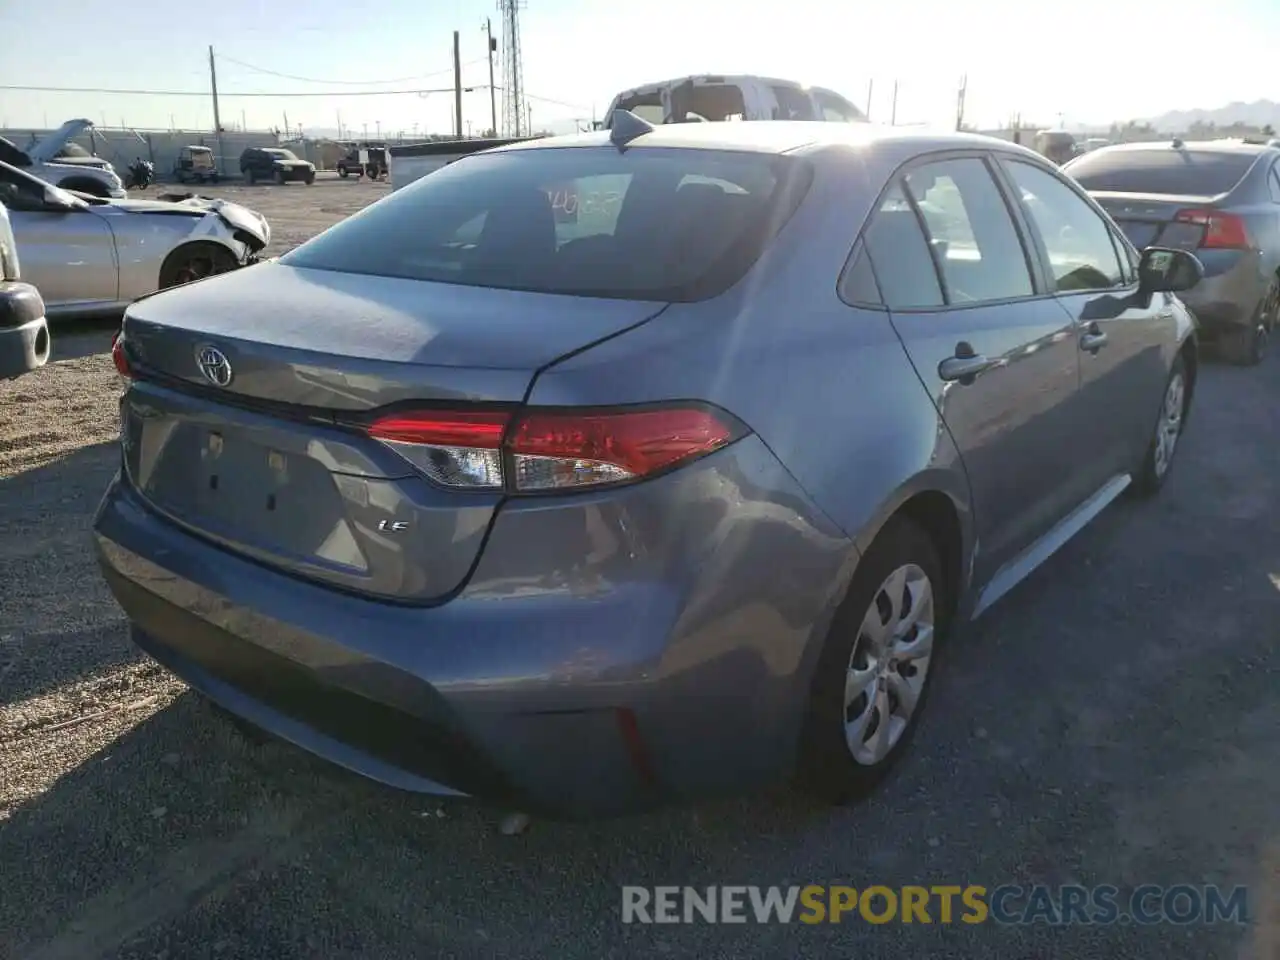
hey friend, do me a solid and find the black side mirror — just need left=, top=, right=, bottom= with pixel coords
left=1138, top=246, right=1203, bottom=294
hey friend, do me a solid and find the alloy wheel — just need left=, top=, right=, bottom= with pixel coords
left=1152, top=371, right=1185, bottom=479
left=844, top=563, right=935, bottom=766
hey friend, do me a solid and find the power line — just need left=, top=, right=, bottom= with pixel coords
left=215, top=52, right=486, bottom=86
left=0, top=83, right=486, bottom=98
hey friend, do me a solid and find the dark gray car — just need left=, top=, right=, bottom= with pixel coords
left=1065, top=138, right=1280, bottom=364
left=93, top=120, right=1202, bottom=819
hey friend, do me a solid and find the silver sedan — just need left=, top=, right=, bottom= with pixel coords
left=0, top=159, right=270, bottom=319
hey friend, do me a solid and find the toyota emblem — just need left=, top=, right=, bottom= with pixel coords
left=196, top=345, right=233, bottom=387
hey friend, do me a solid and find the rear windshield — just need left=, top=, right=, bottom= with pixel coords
left=281, top=146, right=811, bottom=301
left=266, top=149, right=298, bottom=160
left=1065, top=148, right=1257, bottom=196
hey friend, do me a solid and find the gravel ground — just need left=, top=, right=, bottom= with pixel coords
left=1, top=176, right=1277, bottom=960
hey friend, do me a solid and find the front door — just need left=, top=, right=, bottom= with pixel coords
left=997, top=157, right=1173, bottom=491
left=0, top=165, right=117, bottom=309
left=862, top=154, right=1084, bottom=586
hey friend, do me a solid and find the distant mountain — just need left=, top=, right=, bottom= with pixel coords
left=1142, top=99, right=1280, bottom=132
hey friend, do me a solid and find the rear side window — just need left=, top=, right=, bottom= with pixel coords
left=772, top=86, right=817, bottom=121
left=1065, top=148, right=1256, bottom=196
left=861, top=183, right=944, bottom=309
left=282, top=147, right=812, bottom=302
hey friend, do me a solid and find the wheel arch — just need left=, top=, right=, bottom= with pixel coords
left=56, top=176, right=110, bottom=197
left=1178, top=330, right=1199, bottom=429
left=156, top=238, right=242, bottom=289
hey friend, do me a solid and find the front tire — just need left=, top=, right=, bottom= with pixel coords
left=796, top=517, right=946, bottom=804
left=338, top=164, right=349, bottom=178
left=244, top=169, right=255, bottom=185
left=1132, top=353, right=1188, bottom=497
left=158, top=242, right=241, bottom=289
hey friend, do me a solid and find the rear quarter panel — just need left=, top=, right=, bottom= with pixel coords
left=526, top=146, right=975, bottom=578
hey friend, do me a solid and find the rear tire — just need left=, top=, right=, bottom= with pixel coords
left=796, top=517, right=947, bottom=804
left=338, top=164, right=349, bottom=178
left=244, top=169, right=255, bottom=185
left=305, top=171, right=315, bottom=185
left=274, top=169, right=286, bottom=185
left=1132, top=353, right=1188, bottom=497
left=1220, top=323, right=1268, bottom=366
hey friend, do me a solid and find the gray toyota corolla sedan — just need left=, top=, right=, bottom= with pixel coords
left=94, top=117, right=1203, bottom=819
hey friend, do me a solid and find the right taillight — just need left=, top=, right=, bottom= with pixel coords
left=110, top=330, right=133, bottom=379
left=1173, top=208, right=1248, bottom=249
left=364, top=404, right=746, bottom=493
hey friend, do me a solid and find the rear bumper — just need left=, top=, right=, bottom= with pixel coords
left=1180, top=251, right=1268, bottom=335
left=0, top=282, right=50, bottom=380
left=93, top=436, right=852, bottom=818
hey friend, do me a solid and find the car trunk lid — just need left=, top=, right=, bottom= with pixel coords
left=1091, top=191, right=1226, bottom=251
left=118, top=262, right=666, bottom=602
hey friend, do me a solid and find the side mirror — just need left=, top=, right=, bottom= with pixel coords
left=1138, top=246, right=1203, bottom=294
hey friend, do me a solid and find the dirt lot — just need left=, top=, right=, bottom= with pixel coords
left=1, top=175, right=1277, bottom=960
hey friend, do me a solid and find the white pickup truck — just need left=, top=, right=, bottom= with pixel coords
left=388, top=74, right=868, bottom=192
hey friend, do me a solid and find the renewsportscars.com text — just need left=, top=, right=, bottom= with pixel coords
left=621, top=884, right=1249, bottom=926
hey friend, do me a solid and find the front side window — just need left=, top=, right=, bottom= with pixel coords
left=1004, top=160, right=1125, bottom=292
left=903, top=157, right=1035, bottom=303
left=282, top=146, right=811, bottom=302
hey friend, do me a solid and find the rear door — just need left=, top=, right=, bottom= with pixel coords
left=0, top=164, right=117, bottom=308
left=862, top=153, right=1085, bottom=586
left=997, top=156, right=1172, bottom=490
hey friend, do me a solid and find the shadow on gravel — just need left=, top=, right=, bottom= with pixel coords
left=0, top=689, right=829, bottom=960
left=41, top=316, right=122, bottom=364
left=0, top=441, right=137, bottom=706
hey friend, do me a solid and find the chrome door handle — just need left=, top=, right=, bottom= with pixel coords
left=1080, top=331, right=1109, bottom=352
left=938, top=354, right=998, bottom=382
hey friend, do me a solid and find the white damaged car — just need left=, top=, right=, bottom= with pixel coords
left=0, top=119, right=127, bottom=199
left=0, top=158, right=270, bottom=319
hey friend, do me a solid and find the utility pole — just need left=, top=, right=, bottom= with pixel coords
left=485, top=18, right=498, bottom=136
left=336, top=111, right=342, bottom=140
left=890, top=80, right=899, bottom=126
left=283, top=111, right=290, bottom=140
left=453, top=30, right=464, bottom=139
left=955, top=74, right=968, bottom=131
left=208, top=46, right=224, bottom=174
left=865, top=79, right=874, bottom=120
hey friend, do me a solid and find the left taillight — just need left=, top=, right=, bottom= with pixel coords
left=110, top=330, right=133, bottom=379
left=364, top=404, right=746, bottom=493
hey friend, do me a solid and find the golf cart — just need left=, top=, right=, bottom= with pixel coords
left=173, top=145, right=219, bottom=184
left=337, top=144, right=387, bottom=180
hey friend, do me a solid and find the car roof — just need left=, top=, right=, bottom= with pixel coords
left=1091, top=138, right=1279, bottom=157
left=491, top=121, right=1044, bottom=160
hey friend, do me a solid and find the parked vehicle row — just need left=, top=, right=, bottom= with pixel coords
left=95, top=117, right=1208, bottom=821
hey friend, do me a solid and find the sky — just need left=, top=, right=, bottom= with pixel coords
left=1, top=0, right=1278, bottom=136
